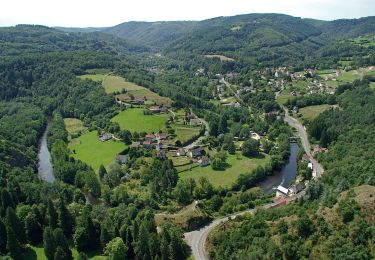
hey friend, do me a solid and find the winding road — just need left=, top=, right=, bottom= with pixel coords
left=184, top=108, right=324, bottom=260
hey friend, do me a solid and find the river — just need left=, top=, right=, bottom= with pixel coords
left=37, top=121, right=55, bottom=183
left=260, top=142, right=299, bottom=194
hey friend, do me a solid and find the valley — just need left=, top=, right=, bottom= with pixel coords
left=0, top=12, right=375, bottom=260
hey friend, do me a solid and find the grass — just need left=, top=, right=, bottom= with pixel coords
left=276, top=94, right=290, bottom=106
left=111, top=108, right=169, bottom=133
left=299, top=104, right=331, bottom=121
left=104, top=75, right=172, bottom=106
left=64, top=118, right=87, bottom=135
left=204, top=54, right=235, bottom=62
left=69, top=131, right=126, bottom=172
left=24, top=245, right=105, bottom=260
left=173, top=124, right=201, bottom=143
left=178, top=153, right=270, bottom=188
left=77, top=74, right=105, bottom=82
left=370, top=82, right=375, bottom=91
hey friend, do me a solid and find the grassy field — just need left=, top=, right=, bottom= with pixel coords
left=204, top=54, right=235, bottom=61
left=24, top=245, right=105, bottom=260
left=111, top=108, right=169, bottom=133
left=69, top=131, right=126, bottom=172
left=64, top=118, right=87, bottom=135
left=174, top=124, right=201, bottom=143
left=178, top=153, right=270, bottom=188
left=370, top=82, right=375, bottom=91
left=77, top=74, right=105, bottom=82
left=104, top=75, right=172, bottom=106
left=299, top=104, right=331, bottom=121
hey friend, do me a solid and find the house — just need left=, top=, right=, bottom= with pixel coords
left=292, top=106, right=299, bottom=113
left=190, top=118, right=201, bottom=126
left=289, top=182, right=306, bottom=195
left=131, top=98, right=145, bottom=105
left=99, top=133, right=112, bottom=142
left=116, top=154, right=129, bottom=164
left=313, top=145, right=328, bottom=154
left=189, top=147, right=205, bottom=158
left=308, top=162, right=313, bottom=170
left=131, top=141, right=141, bottom=148
left=160, top=106, right=168, bottom=113
left=176, top=148, right=186, bottom=156
left=276, top=185, right=289, bottom=197
left=197, top=156, right=209, bottom=166
left=157, top=133, right=168, bottom=140
left=234, top=102, right=241, bottom=108
left=142, top=141, right=153, bottom=149
left=144, top=134, right=156, bottom=143
left=157, top=149, right=167, bottom=160
left=148, top=106, right=161, bottom=113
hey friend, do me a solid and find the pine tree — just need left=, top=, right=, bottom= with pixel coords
left=100, top=224, right=111, bottom=249
left=6, top=225, right=22, bottom=260
left=57, top=200, right=72, bottom=236
left=5, top=207, right=26, bottom=244
left=53, top=228, right=73, bottom=260
left=0, top=218, right=7, bottom=254
left=25, top=212, right=43, bottom=244
left=43, top=227, right=55, bottom=260
left=47, top=200, right=58, bottom=228
left=0, top=188, right=14, bottom=216
left=98, top=165, right=107, bottom=180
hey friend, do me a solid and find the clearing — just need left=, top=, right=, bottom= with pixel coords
left=103, top=75, right=172, bottom=106
left=178, top=153, right=270, bottom=188
left=68, top=131, right=126, bottom=172
left=77, top=74, right=105, bottom=82
left=111, top=108, right=169, bottom=133
left=204, top=54, right=235, bottom=62
left=173, top=124, right=201, bottom=144
left=298, top=104, right=331, bottom=121
left=64, top=118, right=87, bottom=135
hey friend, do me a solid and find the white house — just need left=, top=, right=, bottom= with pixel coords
left=276, top=185, right=289, bottom=197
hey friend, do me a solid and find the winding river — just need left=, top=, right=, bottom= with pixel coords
left=37, top=121, right=55, bottom=183
left=260, top=142, right=299, bottom=194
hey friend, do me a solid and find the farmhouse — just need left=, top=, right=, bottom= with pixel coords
left=176, top=148, right=186, bottom=156
left=189, top=147, right=205, bottom=158
left=190, top=118, right=201, bottom=126
left=276, top=185, right=289, bottom=197
left=142, top=141, right=153, bottom=149
left=115, top=154, right=129, bottom=164
left=148, top=106, right=161, bottom=113
left=144, top=134, right=156, bottom=143
left=289, top=182, right=305, bottom=195
left=197, top=156, right=209, bottom=166
left=131, top=98, right=145, bottom=105
left=160, top=106, right=168, bottom=113
left=99, top=133, right=112, bottom=142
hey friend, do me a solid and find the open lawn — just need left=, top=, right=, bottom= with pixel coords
left=24, top=245, right=105, bottom=260
left=111, top=108, right=169, bottom=133
left=178, top=153, right=270, bottom=188
left=64, top=118, right=87, bottom=135
left=104, top=75, right=172, bottom=106
left=174, top=124, right=201, bottom=143
left=370, top=82, right=375, bottom=91
left=69, top=131, right=126, bottom=172
left=276, top=94, right=290, bottom=106
left=299, top=104, right=331, bottom=121
left=77, top=74, right=105, bottom=82
left=204, top=54, right=235, bottom=62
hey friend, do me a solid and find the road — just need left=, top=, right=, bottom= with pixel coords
left=184, top=109, right=324, bottom=260
left=184, top=110, right=210, bottom=150
left=283, top=109, right=324, bottom=177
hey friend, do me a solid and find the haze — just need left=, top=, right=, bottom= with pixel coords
left=0, top=0, right=374, bottom=27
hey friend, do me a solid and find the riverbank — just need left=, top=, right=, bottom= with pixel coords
left=37, top=121, right=55, bottom=183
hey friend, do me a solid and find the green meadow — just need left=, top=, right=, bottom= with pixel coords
left=111, top=108, right=169, bottom=133
left=299, top=104, right=331, bottom=121
left=178, top=153, right=270, bottom=188
left=77, top=74, right=105, bottom=82
left=64, top=118, right=87, bottom=135
left=173, top=124, right=201, bottom=143
left=69, top=131, right=126, bottom=172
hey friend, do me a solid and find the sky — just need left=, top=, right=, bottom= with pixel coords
left=0, top=0, right=374, bottom=27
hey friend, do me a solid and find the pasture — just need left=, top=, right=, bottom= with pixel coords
left=68, top=131, right=126, bottom=172
left=77, top=74, right=105, bottom=82
left=173, top=124, right=201, bottom=143
left=103, top=75, right=172, bottom=106
left=64, top=118, right=87, bottom=135
left=204, top=54, right=235, bottom=62
left=111, top=108, right=169, bottom=133
left=299, top=104, right=331, bottom=121
left=178, top=153, right=270, bottom=188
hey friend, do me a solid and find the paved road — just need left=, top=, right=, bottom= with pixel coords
left=284, top=109, right=324, bottom=177
left=184, top=109, right=325, bottom=260
left=184, top=110, right=210, bottom=150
